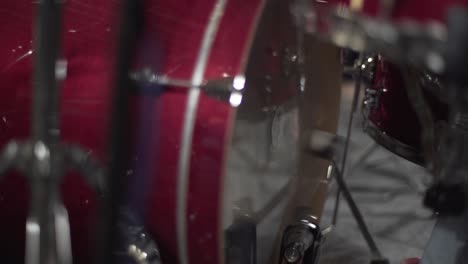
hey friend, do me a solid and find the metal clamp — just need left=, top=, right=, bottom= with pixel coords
left=0, top=140, right=106, bottom=264
left=279, top=215, right=322, bottom=264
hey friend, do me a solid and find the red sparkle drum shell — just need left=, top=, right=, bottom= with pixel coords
left=363, top=56, right=447, bottom=165
left=0, top=0, right=311, bottom=263
left=307, top=0, right=461, bottom=165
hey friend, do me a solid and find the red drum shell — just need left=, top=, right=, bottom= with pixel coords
left=0, top=0, right=299, bottom=263
left=364, top=56, right=447, bottom=164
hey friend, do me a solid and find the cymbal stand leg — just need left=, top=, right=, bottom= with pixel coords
left=26, top=0, right=65, bottom=262
left=331, top=55, right=363, bottom=226
left=0, top=0, right=110, bottom=262
left=331, top=161, right=388, bottom=264
left=0, top=0, right=74, bottom=263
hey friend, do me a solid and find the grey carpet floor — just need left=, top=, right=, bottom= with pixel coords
left=319, top=82, right=436, bottom=264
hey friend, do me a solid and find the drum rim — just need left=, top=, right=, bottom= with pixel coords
left=365, top=120, right=425, bottom=165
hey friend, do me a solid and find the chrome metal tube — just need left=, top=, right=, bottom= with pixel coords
left=32, top=0, right=62, bottom=144
left=332, top=54, right=363, bottom=226
left=29, top=0, right=63, bottom=263
left=331, top=161, right=387, bottom=263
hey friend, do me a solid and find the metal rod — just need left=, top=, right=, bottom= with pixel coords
left=331, top=161, right=385, bottom=261
left=32, top=0, right=61, bottom=144
left=101, top=0, right=144, bottom=263
left=130, top=72, right=194, bottom=88
left=30, top=0, right=63, bottom=263
left=332, top=57, right=363, bottom=226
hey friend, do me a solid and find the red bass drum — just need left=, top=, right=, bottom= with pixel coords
left=0, top=0, right=318, bottom=263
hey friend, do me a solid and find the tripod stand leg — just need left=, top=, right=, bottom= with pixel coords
left=332, top=163, right=388, bottom=264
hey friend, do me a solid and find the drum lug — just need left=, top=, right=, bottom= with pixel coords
left=361, top=56, right=379, bottom=111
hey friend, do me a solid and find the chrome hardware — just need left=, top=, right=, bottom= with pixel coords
left=279, top=214, right=322, bottom=264
left=8, top=139, right=71, bottom=264
left=341, top=54, right=376, bottom=81
left=281, top=47, right=299, bottom=78
left=363, top=89, right=379, bottom=109
left=130, top=69, right=240, bottom=103
left=0, top=141, right=106, bottom=192
left=130, top=69, right=192, bottom=88
left=360, top=56, right=376, bottom=82
left=284, top=243, right=302, bottom=263
left=360, top=56, right=379, bottom=112
left=117, top=209, right=162, bottom=264
left=0, top=0, right=108, bottom=262
left=0, top=140, right=106, bottom=264
left=304, top=108, right=389, bottom=263
left=365, top=88, right=378, bottom=95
